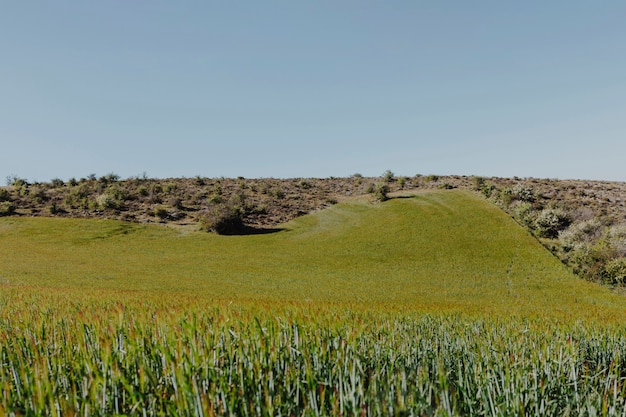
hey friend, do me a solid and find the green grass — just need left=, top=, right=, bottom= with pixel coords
left=3, top=190, right=626, bottom=415
left=0, top=190, right=623, bottom=318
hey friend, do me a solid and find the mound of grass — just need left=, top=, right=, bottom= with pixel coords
left=1, top=190, right=623, bottom=318
left=3, top=190, right=626, bottom=415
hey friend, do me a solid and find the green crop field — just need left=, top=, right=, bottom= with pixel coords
left=2, top=190, right=626, bottom=415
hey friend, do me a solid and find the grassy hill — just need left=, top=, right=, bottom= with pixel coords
left=4, top=189, right=626, bottom=415
left=1, top=189, right=623, bottom=319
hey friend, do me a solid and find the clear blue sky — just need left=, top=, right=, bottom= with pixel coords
left=2, top=2, right=625, bottom=182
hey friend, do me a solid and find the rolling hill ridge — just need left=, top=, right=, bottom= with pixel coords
left=1, top=189, right=623, bottom=318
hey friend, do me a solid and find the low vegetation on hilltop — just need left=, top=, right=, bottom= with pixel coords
left=473, top=177, right=626, bottom=288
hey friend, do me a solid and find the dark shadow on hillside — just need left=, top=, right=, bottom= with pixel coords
left=221, top=225, right=285, bottom=236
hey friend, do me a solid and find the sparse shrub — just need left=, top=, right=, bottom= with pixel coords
left=512, top=184, right=535, bottom=203
left=88, top=199, right=100, bottom=211
left=64, top=184, right=92, bottom=209
left=68, top=178, right=78, bottom=187
left=168, top=197, right=183, bottom=210
left=105, top=185, right=128, bottom=202
left=562, top=242, right=601, bottom=280
left=439, top=183, right=455, bottom=190
left=99, top=173, right=120, bottom=183
left=50, top=178, right=65, bottom=188
left=607, top=224, right=626, bottom=257
left=95, top=193, right=121, bottom=210
left=28, top=187, right=48, bottom=204
left=498, top=187, right=514, bottom=207
left=472, top=176, right=486, bottom=191
left=511, top=202, right=536, bottom=229
left=480, top=183, right=495, bottom=199
left=137, top=186, right=149, bottom=197
left=6, top=176, right=27, bottom=187
left=424, top=175, right=439, bottom=183
left=49, top=203, right=62, bottom=215
left=603, top=257, right=626, bottom=285
left=0, top=201, right=15, bottom=216
left=0, top=189, right=10, bottom=202
left=270, top=187, right=285, bottom=199
left=535, top=208, right=571, bottom=239
left=208, top=193, right=223, bottom=204
left=398, top=177, right=407, bottom=189
left=371, top=182, right=390, bottom=202
left=199, top=204, right=243, bottom=234
left=298, top=179, right=311, bottom=189
left=249, top=204, right=267, bottom=215
left=200, top=192, right=249, bottom=234
left=559, top=219, right=605, bottom=252
left=153, top=206, right=169, bottom=220
left=382, top=170, right=395, bottom=183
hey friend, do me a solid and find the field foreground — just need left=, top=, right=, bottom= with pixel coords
left=2, top=190, right=626, bottom=415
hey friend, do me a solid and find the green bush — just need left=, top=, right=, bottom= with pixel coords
left=200, top=193, right=248, bottom=234
left=153, top=206, right=169, bottom=220
left=472, top=176, right=486, bottom=191
left=105, top=185, right=129, bottom=202
left=511, top=202, right=536, bottom=229
left=512, top=184, right=535, bottom=203
left=270, top=187, right=285, bottom=199
left=534, top=208, right=571, bottom=239
left=137, top=186, right=149, bottom=197
left=49, top=203, right=62, bottom=215
left=480, top=183, right=495, bottom=199
left=559, top=219, right=604, bottom=252
left=497, top=188, right=513, bottom=206
left=371, top=182, right=390, bottom=202
left=95, top=193, right=121, bottom=210
left=0, top=201, right=16, bottom=216
left=99, top=173, right=120, bottom=183
left=199, top=204, right=243, bottom=234
left=382, top=170, right=395, bottom=183
left=50, top=178, right=65, bottom=188
left=0, top=188, right=10, bottom=202
left=603, top=258, right=626, bottom=285
left=607, top=225, right=626, bottom=256
left=28, top=187, right=48, bottom=204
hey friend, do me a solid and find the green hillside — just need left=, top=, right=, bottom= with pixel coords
left=1, top=189, right=622, bottom=318
left=4, top=189, right=626, bottom=415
